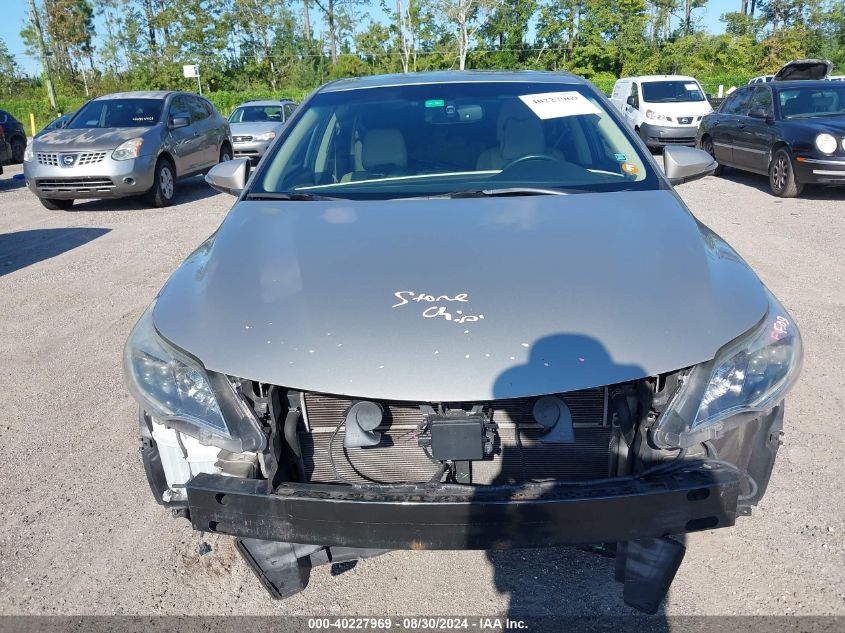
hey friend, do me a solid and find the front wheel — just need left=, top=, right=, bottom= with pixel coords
left=769, top=148, right=803, bottom=198
left=219, top=145, right=232, bottom=163
left=39, top=198, right=74, bottom=210
left=11, top=138, right=26, bottom=164
left=145, top=158, right=176, bottom=207
left=700, top=137, right=723, bottom=176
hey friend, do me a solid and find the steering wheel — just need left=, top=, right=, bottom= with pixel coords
left=502, top=154, right=559, bottom=169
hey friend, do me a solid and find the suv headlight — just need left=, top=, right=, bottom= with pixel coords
left=254, top=131, right=276, bottom=141
left=123, top=305, right=265, bottom=452
left=112, top=138, right=144, bottom=161
left=23, top=144, right=34, bottom=162
left=653, top=289, right=802, bottom=448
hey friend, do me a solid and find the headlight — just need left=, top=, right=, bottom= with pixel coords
left=653, top=289, right=802, bottom=448
left=23, top=144, right=34, bottom=162
left=112, top=138, right=144, bottom=161
left=123, top=305, right=266, bottom=452
left=646, top=110, right=671, bottom=122
left=814, top=133, right=837, bottom=154
left=254, top=131, right=276, bottom=142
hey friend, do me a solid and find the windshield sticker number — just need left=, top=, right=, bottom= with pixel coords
left=518, top=92, right=601, bottom=119
left=392, top=290, right=485, bottom=325
left=684, top=83, right=698, bottom=91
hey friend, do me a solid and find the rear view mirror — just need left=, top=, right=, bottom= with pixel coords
left=205, top=158, right=250, bottom=196
left=626, top=96, right=637, bottom=108
left=662, top=146, right=718, bottom=185
left=170, top=116, right=190, bottom=129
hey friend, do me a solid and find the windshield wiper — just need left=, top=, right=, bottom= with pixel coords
left=245, top=192, right=342, bottom=201
left=438, top=187, right=575, bottom=199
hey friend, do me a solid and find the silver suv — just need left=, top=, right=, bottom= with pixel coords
left=228, top=100, right=297, bottom=162
left=23, top=91, right=232, bottom=209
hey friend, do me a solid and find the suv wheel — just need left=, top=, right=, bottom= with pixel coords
left=11, top=137, right=26, bottom=164
left=769, top=148, right=803, bottom=198
left=146, top=158, right=176, bottom=207
left=40, top=198, right=74, bottom=211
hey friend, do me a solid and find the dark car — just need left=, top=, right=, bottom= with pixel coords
left=0, top=108, right=28, bottom=163
left=124, top=71, right=803, bottom=613
left=697, top=80, right=845, bottom=196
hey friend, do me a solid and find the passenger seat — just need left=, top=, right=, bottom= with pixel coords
left=341, top=128, right=408, bottom=182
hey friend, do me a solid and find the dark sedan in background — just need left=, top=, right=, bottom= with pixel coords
left=697, top=80, right=845, bottom=197
left=0, top=108, right=27, bottom=163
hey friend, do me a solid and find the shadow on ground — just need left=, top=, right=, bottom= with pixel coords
left=0, top=227, right=110, bottom=276
left=717, top=167, right=845, bottom=201
left=0, top=171, right=25, bottom=191
left=68, top=175, right=220, bottom=212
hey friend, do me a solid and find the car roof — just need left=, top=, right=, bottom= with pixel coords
left=93, top=91, right=177, bottom=100
left=617, top=75, right=699, bottom=82
left=768, top=80, right=842, bottom=90
left=318, top=70, right=587, bottom=93
left=238, top=100, right=296, bottom=106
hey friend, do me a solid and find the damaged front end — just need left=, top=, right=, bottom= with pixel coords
left=126, top=289, right=801, bottom=614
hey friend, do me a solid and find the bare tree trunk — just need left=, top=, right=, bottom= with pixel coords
left=329, top=0, right=337, bottom=63
left=741, top=0, right=748, bottom=14
left=684, top=0, right=692, bottom=35
left=142, top=0, right=158, bottom=56
left=396, top=0, right=407, bottom=72
left=750, top=0, right=756, bottom=17
left=303, top=0, right=312, bottom=43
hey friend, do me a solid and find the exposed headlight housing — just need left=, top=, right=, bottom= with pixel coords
left=814, top=133, right=837, bottom=155
left=112, top=138, right=144, bottom=161
left=653, top=289, right=802, bottom=448
left=23, top=144, right=34, bottom=163
left=123, top=305, right=265, bottom=452
left=254, top=131, right=276, bottom=141
left=646, top=110, right=671, bottom=122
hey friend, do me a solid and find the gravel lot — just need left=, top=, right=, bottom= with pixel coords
left=0, top=161, right=842, bottom=618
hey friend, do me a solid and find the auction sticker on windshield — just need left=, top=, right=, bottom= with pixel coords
left=518, top=91, right=601, bottom=119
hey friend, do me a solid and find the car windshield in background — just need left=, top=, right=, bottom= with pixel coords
left=641, top=81, right=705, bottom=103
left=229, top=105, right=284, bottom=123
left=253, top=82, right=658, bottom=200
left=779, top=86, right=845, bottom=118
left=67, top=99, right=164, bottom=129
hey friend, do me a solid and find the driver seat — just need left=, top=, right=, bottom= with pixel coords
left=476, top=103, right=564, bottom=170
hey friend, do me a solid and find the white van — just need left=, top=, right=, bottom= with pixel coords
left=610, top=75, right=713, bottom=148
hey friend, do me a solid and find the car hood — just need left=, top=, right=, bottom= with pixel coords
left=153, top=190, right=769, bottom=402
left=774, top=59, right=832, bottom=81
left=782, top=118, right=845, bottom=134
left=33, top=126, right=159, bottom=151
left=230, top=122, right=281, bottom=136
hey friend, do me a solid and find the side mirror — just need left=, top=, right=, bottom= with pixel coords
left=626, top=96, right=638, bottom=108
left=170, top=116, right=190, bottom=129
left=205, top=157, right=250, bottom=196
left=748, top=106, right=773, bottom=122
left=662, top=145, right=718, bottom=185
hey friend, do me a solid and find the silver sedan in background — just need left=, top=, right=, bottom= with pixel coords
left=23, top=91, right=232, bottom=210
left=228, top=99, right=297, bottom=162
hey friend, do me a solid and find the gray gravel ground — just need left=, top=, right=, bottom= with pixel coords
left=0, top=161, right=842, bottom=617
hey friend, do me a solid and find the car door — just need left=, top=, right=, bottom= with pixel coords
left=187, top=96, right=218, bottom=168
left=167, top=95, right=199, bottom=174
left=709, top=88, right=752, bottom=165
left=734, top=86, right=775, bottom=173
left=624, top=82, right=640, bottom=129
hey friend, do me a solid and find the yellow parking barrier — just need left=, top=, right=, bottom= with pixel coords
left=30, top=112, right=36, bottom=136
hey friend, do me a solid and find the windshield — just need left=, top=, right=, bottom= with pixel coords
left=253, top=82, right=658, bottom=200
left=779, top=86, right=845, bottom=118
left=67, top=99, right=163, bottom=129
left=229, top=105, right=283, bottom=123
left=641, top=81, right=705, bottom=103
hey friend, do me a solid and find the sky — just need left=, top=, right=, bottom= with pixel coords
left=0, top=0, right=740, bottom=77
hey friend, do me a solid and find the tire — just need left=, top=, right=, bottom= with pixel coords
left=769, top=148, right=803, bottom=198
left=219, top=144, right=232, bottom=163
left=39, top=197, right=74, bottom=210
left=700, top=137, right=723, bottom=176
left=11, top=137, right=26, bottom=164
left=145, top=157, right=177, bottom=207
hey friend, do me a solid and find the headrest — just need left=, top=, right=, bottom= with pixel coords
left=500, top=116, right=545, bottom=160
left=362, top=128, right=407, bottom=170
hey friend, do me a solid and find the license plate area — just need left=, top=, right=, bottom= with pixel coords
left=429, top=415, right=486, bottom=461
